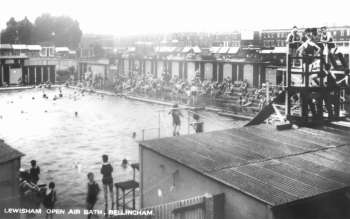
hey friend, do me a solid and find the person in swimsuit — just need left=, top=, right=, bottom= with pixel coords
left=191, top=113, right=204, bottom=133
left=297, top=30, right=321, bottom=84
left=286, top=26, right=302, bottom=66
left=100, top=154, right=114, bottom=212
left=320, top=26, right=335, bottom=64
left=43, top=182, right=57, bottom=219
left=169, top=104, right=183, bottom=136
left=29, top=160, right=40, bottom=184
left=86, top=172, right=100, bottom=219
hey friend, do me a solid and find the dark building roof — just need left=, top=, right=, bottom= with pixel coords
left=140, top=124, right=350, bottom=207
left=0, top=140, right=24, bottom=164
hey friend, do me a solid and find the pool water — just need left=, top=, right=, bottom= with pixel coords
left=0, top=87, right=243, bottom=208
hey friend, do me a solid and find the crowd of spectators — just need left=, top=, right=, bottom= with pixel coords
left=72, top=70, right=280, bottom=113
left=109, top=71, right=278, bottom=111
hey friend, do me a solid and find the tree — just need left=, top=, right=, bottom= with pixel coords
left=17, top=17, right=34, bottom=44
left=0, top=14, right=83, bottom=48
left=0, top=17, right=34, bottom=44
left=33, top=14, right=82, bottom=48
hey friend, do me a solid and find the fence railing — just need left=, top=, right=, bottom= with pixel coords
left=143, top=194, right=206, bottom=219
left=116, top=193, right=224, bottom=219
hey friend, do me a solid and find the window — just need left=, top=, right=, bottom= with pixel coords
left=49, top=48, right=55, bottom=57
left=40, top=48, right=47, bottom=57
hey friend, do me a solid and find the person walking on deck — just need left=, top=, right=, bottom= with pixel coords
left=100, top=155, right=114, bottom=212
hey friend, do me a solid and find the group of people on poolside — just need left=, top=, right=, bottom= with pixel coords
left=169, top=104, right=204, bottom=136
left=286, top=26, right=345, bottom=119
left=18, top=156, right=132, bottom=219
left=286, top=26, right=337, bottom=74
left=18, top=160, right=56, bottom=219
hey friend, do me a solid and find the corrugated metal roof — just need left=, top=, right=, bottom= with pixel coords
left=140, top=124, right=350, bottom=207
left=0, top=140, right=24, bottom=164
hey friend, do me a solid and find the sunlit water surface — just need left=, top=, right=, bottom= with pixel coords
left=0, top=87, right=243, bottom=208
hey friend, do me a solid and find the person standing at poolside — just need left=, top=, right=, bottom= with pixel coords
left=86, top=172, right=100, bottom=219
left=29, top=160, right=40, bottom=184
left=100, top=154, right=114, bottom=212
left=169, top=104, right=183, bottom=136
left=43, top=182, right=57, bottom=219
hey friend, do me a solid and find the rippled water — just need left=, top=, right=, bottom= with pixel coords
left=0, top=87, right=243, bottom=208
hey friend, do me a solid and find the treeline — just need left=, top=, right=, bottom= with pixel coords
left=0, top=14, right=82, bottom=49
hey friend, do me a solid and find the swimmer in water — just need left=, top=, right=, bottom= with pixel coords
left=32, top=97, right=35, bottom=100
left=73, top=161, right=82, bottom=173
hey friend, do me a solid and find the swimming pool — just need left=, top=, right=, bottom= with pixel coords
left=0, top=87, right=244, bottom=208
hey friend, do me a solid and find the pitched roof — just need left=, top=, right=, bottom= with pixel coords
left=0, top=140, right=24, bottom=164
left=140, top=124, right=350, bottom=207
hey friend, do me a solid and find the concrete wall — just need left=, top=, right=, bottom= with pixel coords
left=171, top=62, right=180, bottom=78
left=204, top=63, right=213, bottom=80
left=56, top=59, right=77, bottom=71
left=223, top=63, right=232, bottom=80
left=140, top=147, right=271, bottom=219
left=124, top=59, right=129, bottom=73
left=145, top=60, right=152, bottom=74
left=243, top=64, right=254, bottom=87
left=157, top=61, right=164, bottom=78
left=187, top=62, right=196, bottom=82
left=265, top=67, right=277, bottom=85
left=0, top=159, right=20, bottom=199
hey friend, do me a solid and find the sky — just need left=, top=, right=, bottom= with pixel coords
left=0, top=0, right=349, bottom=36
